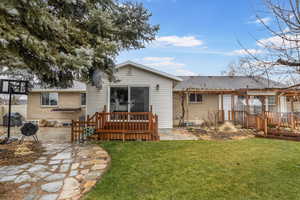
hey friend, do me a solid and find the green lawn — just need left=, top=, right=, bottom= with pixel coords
left=84, top=139, right=300, bottom=200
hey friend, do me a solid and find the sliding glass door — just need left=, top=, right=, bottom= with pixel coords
left=110, top=87, right=128, bottom=112
left=130, top=87, right=149, bottom=112
left=110, top=86, right=149, bottom=112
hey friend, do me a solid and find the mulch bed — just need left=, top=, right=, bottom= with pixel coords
left=0, top=182, right=16, bottom=200
left=0, top=140, right=45, bottom=166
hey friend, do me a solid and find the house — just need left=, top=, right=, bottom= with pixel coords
left=172, top=76, right=299, bottom=126
left=86, top=61, right=182, bottom=129
left=70, top=61, right=300, bottom=141
left=27, top=81, right=86, bottom=124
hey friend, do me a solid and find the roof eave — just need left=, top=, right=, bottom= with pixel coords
left=116, top=61, right=183, bottom=82
left=30, top=89, right=86, bottom=92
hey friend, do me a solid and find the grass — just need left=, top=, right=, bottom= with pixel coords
left=84, top=139, right=300, bottom=200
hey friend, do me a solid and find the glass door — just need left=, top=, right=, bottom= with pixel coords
left=130, top=87, right=149, bottom=112
left=109, top=86, right=150, bottom=113
left=110, top=87, right=128, bottom=112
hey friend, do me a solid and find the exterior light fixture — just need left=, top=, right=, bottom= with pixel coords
left=156, top=84, right=160, bottom=91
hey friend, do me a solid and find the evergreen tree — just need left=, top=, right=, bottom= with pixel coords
left=0, top=0, right=159, bottom=87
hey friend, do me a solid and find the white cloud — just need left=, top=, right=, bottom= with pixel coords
left=248, top=17, right=272, bottom=25
left=146, top=61, right=186, bottom=68
left=257, top=34, right=299, bottom=49
left=258, top=36, right=283, bottom=47
left=143, top=57, right=174, bottom=62
left=143, top=57, right=185, bottom=68
left=155, top=36, right=203, bottom=47
left=141, top=56, right=197, bottom=76
left=229, top=49, right=264, bottom=56
left=175, top=69, right=197, bottom=76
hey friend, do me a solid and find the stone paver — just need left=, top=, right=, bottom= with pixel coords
left=41, top=181, right=63, bottom=193
left=0, top=143, right=110, bottom=200
left=40, top=194, right=59, bottom=200
left=15, top=174, right=32, bottom=183
left=45, top=173, right=66, bottom=181
left=159, top=128, right=198, bottom=140
left=59, top=177, right=80, bottom=199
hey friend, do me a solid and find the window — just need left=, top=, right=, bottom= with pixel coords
left=267, top=96, right=276, bottom=112
left=81, top=93, right=86, bottom=106
left=189, top=93, right=202, bottom=103
left=41, top=92, right=58, bottom=106
left=236, top=96, right=246, bottom=111
left=268, top=96, right=276, bottom=105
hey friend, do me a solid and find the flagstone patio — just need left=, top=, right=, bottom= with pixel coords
left=0, top=143, right=110, bottom=200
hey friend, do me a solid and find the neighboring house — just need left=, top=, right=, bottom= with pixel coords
left=87, top=61, right=182, bottom=129
left=27, top=81, right=86, bottom=124
left=173, top=76, right=296, bottom=126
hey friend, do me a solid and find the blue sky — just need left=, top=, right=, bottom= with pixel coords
left=117, top=0, right=274, bottom=76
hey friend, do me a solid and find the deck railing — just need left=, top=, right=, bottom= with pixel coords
left=71, top=112, right=159, bottom=142
left=223, top=110, right=300, bottom=136
left=264, top=111, right=298, bottom=128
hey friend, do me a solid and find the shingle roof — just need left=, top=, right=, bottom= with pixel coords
left=174, top=76, right=286, bottom=91
left=31, top=81, right=86, bottom=92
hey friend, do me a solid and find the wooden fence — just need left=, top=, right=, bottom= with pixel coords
left=71, top=112, right=159, bottom=142
left=225, top=110, right=300, bottom=136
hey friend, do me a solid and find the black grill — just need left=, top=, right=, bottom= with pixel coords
left=19, top=123, right=39, bottom=143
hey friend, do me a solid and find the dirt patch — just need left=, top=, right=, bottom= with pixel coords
left=0, top=141, right=45, bottom=166
left=0, top=182, right=21, bottom=200
left=187, top=122, right=255, bottom=141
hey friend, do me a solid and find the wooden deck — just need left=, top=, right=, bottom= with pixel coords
left=71, top=112, right=159, bottom=142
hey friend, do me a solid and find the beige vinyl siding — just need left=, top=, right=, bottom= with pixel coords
left=87, top=65, right=174, bottom=128
left=173, top=93, right=219, bottom=126
left=27, top=92, right=85, bottom=122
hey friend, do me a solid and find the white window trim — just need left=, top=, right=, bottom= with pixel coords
left=107, top=85, right=152, bottom=113
left=188, top=93, right=203, bottom=104
left=40, top=92, right=59, bottom=107
left=80, top=93, right=86, bottom=107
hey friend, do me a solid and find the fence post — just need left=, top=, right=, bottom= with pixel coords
left=264, top=118, right=268, bottom=136
left=71, top=120, right=74, bottom=142
left=155, top=115, right=158, bottom=141
left=222, top=110, right=224, bottom=122
left=291, top=114, right=295, bottom=130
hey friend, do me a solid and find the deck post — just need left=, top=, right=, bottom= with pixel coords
left=246, top=95, right=250, bottom=128
left=231, top=94, right=235, bottom=122
left=277, top=95, right=280, bottom=130
left=264, top=118, right=268, bottom=136
left=155, top=115, right=158, bottom=141
left=291, top=97, right=295, bottom=129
